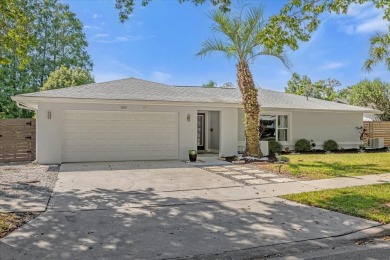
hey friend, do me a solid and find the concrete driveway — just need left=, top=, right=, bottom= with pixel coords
left=1, top=161, right=380, bottom=259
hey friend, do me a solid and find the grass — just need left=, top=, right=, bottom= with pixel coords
left=0, top=212, right=37, bottom=239
left=266, top=152, right=390, bottom=179
left=282, top=184, right=390, bottom=224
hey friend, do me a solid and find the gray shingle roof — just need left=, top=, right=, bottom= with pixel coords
left=16, top=77, right=379, bottom=112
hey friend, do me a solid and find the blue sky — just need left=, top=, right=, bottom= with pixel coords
left=62, top=0, right=390, bottom=92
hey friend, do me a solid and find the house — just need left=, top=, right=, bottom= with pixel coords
left=12, top=77, right=380, bottom=164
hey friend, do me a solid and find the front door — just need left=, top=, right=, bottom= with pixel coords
left=197, top=113, right=205, bottom=150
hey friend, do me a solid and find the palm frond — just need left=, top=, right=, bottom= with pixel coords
left=364, top=26, right=390, bottom=72
left=198, top=3, right=290, bottom=69
left=251, top=49, right=292, bottom=70
left=196, top=37, right=236, bottom=60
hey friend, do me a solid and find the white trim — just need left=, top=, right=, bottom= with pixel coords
left=11, top=95, right=382, bottom=114
left=260, top=112, right=292, bottom=142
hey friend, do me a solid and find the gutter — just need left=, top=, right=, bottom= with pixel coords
left=11, top=95, right=383, bottom=114
left=15, top=101, right=36, bottom=111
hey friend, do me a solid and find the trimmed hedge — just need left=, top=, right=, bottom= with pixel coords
left=295, top=139, right=311, bottom=152
left=268, top=140, right=282, bottom=155
left=324, top=140, right=338, bottom=151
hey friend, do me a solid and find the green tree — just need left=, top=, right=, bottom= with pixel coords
left=267, top=0, right=389, bottom=51
left=364, top=26, right=390, bottom=72
left=197, top=6, right=291, bottom=157
left=42, top=66, right=94, bottom=91
left=285, top=73, right=340, bottom=101
left=341, top=79, right=390, bottom=121
left=0, top=0, right=37, bottom=67
left=202, top=80, right=217, bottom=88
left=0, top=0, right=93, bottom=118
left=114, top=0, right=231, bottom=22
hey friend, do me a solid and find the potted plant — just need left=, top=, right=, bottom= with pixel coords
left=188, top=150, right=197, bottom=162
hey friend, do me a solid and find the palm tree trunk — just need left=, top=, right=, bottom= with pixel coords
left=237, top=60, right=262, bottom=157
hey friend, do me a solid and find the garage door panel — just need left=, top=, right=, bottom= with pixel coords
left=62, top=111, right=179, bottom=162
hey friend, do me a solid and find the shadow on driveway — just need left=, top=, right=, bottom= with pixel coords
left=1, top=186, right=378, bottom=259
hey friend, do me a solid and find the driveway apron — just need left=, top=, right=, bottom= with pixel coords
left=1, top=161, right=380, bottom=259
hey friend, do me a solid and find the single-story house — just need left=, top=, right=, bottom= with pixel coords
left=12, top=77, right=380, bottom=164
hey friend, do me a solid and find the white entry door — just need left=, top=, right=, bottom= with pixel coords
left=62, top=111, right=178, bottom=162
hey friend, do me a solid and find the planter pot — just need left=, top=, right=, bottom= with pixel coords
left=189, top=153, right=197, bottom=162
left=188, top=150, right=197, bottom=162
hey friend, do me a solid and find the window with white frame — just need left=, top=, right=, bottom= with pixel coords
left=260, top=115, right=289, bottom=141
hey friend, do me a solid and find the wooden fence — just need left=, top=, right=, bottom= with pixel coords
left=364, top=121, right=390, bottom=147
left=0, top=119, right=36, bottom=163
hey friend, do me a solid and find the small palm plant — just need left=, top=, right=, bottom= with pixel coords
left=364, top=26, right=390, bottom=72
left=197, top=5, right=290, bottom=157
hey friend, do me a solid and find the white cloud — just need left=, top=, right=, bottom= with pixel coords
left=338, top=3, right=389, bottom=34
left=94, top=33, right=109, bottom=38
left=320, top=61, right=346, bottom=70
left=83, top=25, right=102, bottom=31
left=94, top=60, right=143, bottom=83
left=151, top=71, right=171, bottom=83
left=94, top=72, right=129, bottom=83
left=93, top=13, right=101, bottom=19
left=90, top=34, right=153, bottom=43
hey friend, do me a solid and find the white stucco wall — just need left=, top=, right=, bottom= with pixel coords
left=238, top=109, right=245, bottom=142
left=36, top=102, right=238, bottom=164
left=291, top=111, right=362, bottom=149
left=237, top=109, right=363, bottom=151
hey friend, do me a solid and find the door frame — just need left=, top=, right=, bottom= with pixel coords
left=197, top=113, right=206, bottom=150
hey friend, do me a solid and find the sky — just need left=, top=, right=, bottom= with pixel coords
left=62, top=0, right=390, bottom=92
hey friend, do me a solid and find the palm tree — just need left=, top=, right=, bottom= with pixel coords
left=364, top=26, right=390, bottom=72
left=197, top=5, right=290, bottom=157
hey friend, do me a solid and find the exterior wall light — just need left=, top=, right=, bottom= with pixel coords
left=187, top=114, right=191, bottom=122
left=48, top=111, right=51, bottom=119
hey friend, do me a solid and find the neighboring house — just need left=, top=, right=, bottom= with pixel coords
left=12, top=78, right=381, bottom=164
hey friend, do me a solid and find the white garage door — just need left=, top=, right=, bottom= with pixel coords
left=62, top=111, right=179, bottom=162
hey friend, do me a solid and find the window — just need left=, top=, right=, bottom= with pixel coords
left=260, top=115, right=289, bottom=141
left=278, top=115, right=288, bottom=141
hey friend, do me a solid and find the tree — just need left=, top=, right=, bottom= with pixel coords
left=341, top=79, right=390, bottom=121
left=0, top=0, right=36, bottom=67
left=197, top=6, right=291, bottom=157
left=42, top=66, right=94, bottom=91
left=267, top=0, right=390, bottom=51
left=364, top=26, right=390, bottom=72
left=0, top=0, right=93, bottom=118
left=114, top=0, right=231, bottom=22
left=285, top=73, right=340, bottom=101
left=202, top=80, right=217, bottom=88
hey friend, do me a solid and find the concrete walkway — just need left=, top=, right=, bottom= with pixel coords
left=1, top=161, right=389, bottom=259
left=0, top=196, right=49, bottom=212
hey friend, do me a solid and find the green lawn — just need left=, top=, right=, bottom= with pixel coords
left=282, top=184, right=390, bottom=224
left=280, top=153, right=390, bottom=179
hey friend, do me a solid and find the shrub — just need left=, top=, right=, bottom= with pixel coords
left=268, top=140, right=282, bottom=155
left=295, top=139, right=311, bottom=152
left=323, top=140, right=338, bottom=151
